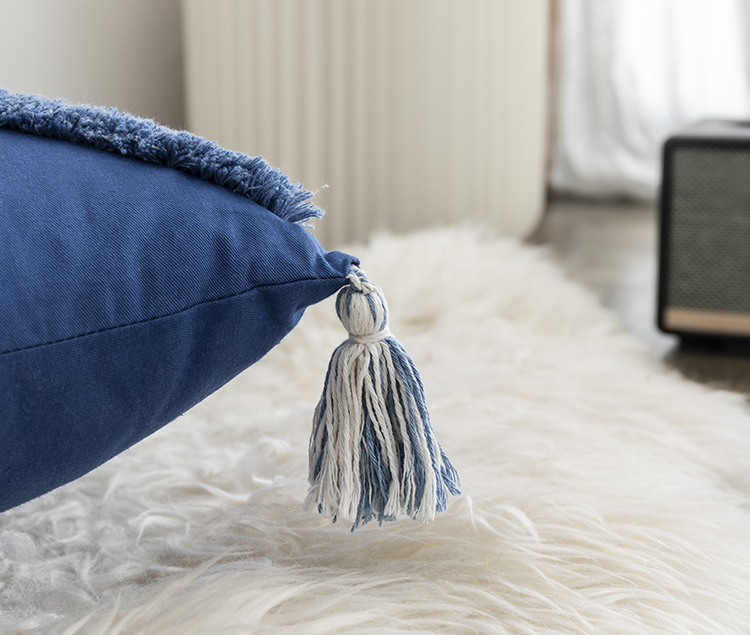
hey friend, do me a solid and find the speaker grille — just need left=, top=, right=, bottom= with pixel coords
left=667, top=146, right=750, bottom=314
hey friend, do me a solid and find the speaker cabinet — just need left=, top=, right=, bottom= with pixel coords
left=658, top=121, right=750, bottom=340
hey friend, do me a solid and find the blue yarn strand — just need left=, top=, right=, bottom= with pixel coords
left=386, top=338, right=461, bottom=507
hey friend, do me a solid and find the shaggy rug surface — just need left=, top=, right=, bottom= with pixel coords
left=3, top=227, right=750, bottom=634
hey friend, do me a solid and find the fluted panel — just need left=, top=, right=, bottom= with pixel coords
left=183, top=0, right=549, bottom=248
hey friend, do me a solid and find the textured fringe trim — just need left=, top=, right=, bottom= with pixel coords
left=0, top=88, right=322, bottom=225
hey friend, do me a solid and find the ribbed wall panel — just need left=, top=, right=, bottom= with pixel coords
left=183, top=0, right=549, bottom=248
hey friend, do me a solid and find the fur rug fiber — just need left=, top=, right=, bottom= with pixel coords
left=4, top=227, right=750, bottom=634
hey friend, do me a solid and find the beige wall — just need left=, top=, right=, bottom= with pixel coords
left=0, top=0, right=184, bottom=128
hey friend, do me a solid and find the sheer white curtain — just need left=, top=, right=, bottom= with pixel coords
left=550, top=0, right=750, bottom=200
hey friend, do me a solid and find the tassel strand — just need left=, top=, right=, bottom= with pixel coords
left=306, top=266, right=460, bottom=529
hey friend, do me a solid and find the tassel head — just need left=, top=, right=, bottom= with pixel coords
left=306, top=266, right=460, bottom=529
left=335, top=267, right=390, bottom=343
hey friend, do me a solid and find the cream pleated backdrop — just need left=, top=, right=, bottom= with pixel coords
left=182, top=0, right=550, bottom=248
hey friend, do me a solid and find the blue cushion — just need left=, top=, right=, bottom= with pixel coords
left=0, top=109, right=356, bottom=513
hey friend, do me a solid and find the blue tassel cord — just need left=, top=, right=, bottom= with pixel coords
left=306, top=267, right=460, bottom=529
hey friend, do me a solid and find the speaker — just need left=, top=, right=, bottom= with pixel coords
left=658, top=121, right=750, bottom=340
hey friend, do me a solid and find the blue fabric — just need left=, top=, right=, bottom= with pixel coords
left=0, top=125, right=356, bottom=513
left=0, top=88, right=322, bottom=225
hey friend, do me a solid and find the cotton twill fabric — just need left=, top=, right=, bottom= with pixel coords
left=0, top=128, right=355, bottom=513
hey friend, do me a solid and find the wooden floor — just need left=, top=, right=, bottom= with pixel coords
left=532, top=197, right=750, bottom=396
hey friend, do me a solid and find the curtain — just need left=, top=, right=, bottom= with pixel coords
left=550, top=0, right=750, bottom=200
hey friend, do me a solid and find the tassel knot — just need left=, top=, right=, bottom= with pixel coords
left=337, top=266, right=390, bottom=342
left=306, top=265, right=460, bottom=530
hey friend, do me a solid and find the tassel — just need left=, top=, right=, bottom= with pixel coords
left=306, top=265, right=461, bottom=530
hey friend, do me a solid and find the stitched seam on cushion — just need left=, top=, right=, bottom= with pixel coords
left=0, top=276, right=348, bottom=356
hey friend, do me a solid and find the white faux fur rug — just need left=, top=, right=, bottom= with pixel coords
left=4, top=227, right=750, bottom=634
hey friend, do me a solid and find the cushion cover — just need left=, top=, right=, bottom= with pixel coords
left=0, top=113, right=355, bottom=513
